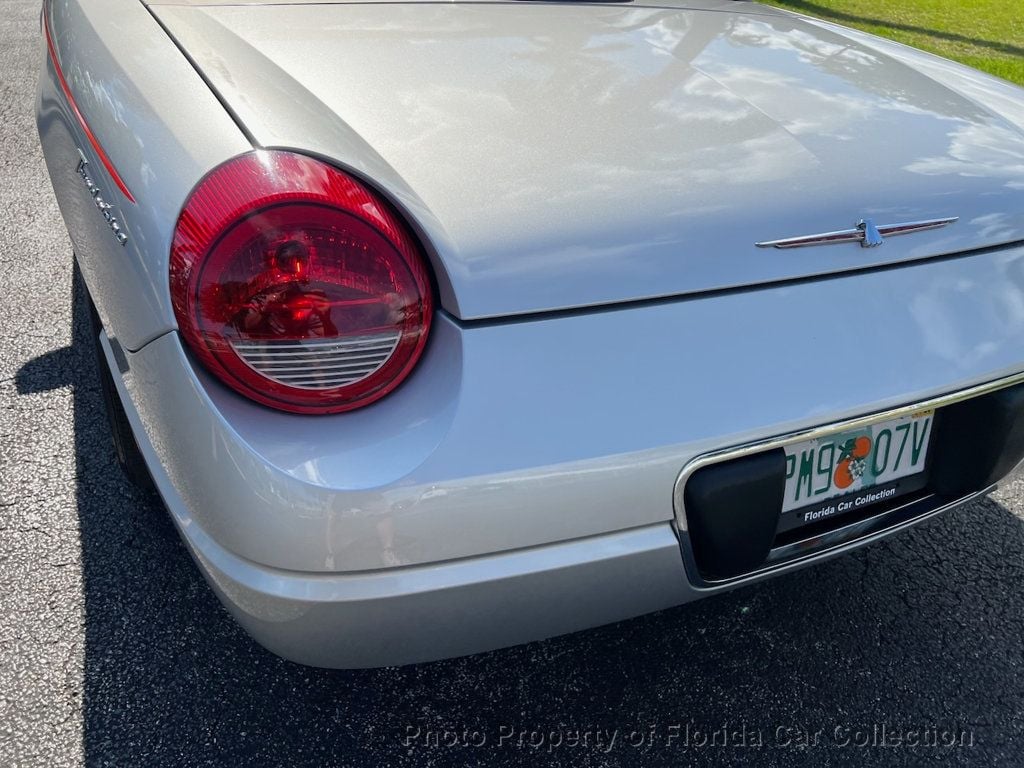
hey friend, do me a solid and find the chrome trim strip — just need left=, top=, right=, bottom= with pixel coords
left=678, top=487, right=993, bottom=592
left=755, top=217, right=958, bottom=249
left=767, top=491, right=941, bottom=563
left=672, top=369, right=1024, bottom=536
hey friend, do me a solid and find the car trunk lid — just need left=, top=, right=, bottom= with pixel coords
left=152, top=1, right=1024, bottom=320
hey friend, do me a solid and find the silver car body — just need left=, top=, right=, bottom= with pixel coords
left=37, top=0, right=1024, bottom=666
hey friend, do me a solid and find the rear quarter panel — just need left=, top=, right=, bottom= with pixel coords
left=37, top=0, right=249, bottom=350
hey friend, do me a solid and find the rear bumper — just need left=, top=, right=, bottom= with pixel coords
left=102, top=325, right=1011, bottom=667
left=172, top=517, right=690, bottom=669
left=106, top=322, right=1019, bottom=666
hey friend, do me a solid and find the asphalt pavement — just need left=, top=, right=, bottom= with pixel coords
left=2, top=1, right=1024, bottom=765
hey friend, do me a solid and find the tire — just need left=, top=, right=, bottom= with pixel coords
left=79, top=261, right=155, bottom=492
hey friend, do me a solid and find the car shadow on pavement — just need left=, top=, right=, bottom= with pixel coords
left=14, top=272, right=1024, bottom=767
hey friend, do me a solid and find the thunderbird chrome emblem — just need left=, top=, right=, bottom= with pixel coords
left=755, top=217, right=958, bottom=249
left=76, top=150, right=128, bottom=246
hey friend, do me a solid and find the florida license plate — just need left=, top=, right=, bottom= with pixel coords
left=780, top=410, right=935, bottom=531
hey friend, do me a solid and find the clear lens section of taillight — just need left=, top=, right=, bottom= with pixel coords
left=170, top=151, right=433, bottom=414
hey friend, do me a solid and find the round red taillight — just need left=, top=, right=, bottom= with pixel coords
left=170, top=151, right=433, bottom=414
